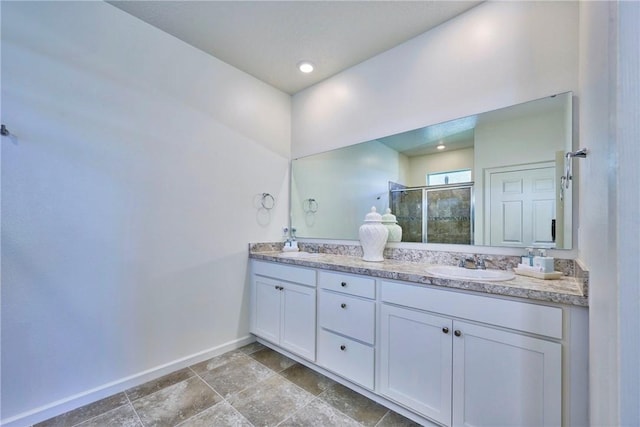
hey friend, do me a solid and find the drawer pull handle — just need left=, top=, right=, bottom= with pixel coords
left=341, top=281, right=347, bottom=287
left=340, top=345, right=346, bottom=351
left=454, top=330, right=462, bottom=337
left=442, top=327, right=449, bottom=334
left=340, top=303, right=347, bottom=309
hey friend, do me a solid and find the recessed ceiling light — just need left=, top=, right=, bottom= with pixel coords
left=298, top=61, right=314, bottom=73
left=437, top=143, right=446, bottom=150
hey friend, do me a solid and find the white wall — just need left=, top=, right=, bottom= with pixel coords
left=577, top=2, right=618, bottom=425
left=579, top=2, right=640, bottom=426
left=616, top=3, right=640, bottom=425
left=292, top=1, right=578, bottom=159
left=291, top=140, right=406, bottom=239
left=406, top=147, right=474, bottom=187
left=1, top=2, right=290, bottom=424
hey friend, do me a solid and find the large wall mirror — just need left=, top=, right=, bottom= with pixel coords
left=291, top=92, right=574, bottom=250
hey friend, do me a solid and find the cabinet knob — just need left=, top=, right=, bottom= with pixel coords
left=454, top=330, right=462, bottom=337
left=442, top=327, right=449, bottom=334
left=340, top=345, right=346, bottom=351
left=341, top=281, right=347, bottom=287
left=340, top=303, right=347, bottom=309
left=274, top=285, right=279, bottom=290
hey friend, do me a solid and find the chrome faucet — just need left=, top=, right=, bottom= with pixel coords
left=458, top=255, right=486, bottom=270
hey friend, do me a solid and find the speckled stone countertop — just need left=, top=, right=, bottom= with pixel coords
left=249, top=246, right=588, bottom=307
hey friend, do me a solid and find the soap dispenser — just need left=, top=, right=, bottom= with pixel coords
left=359, top=207, right=389, bottom=262
left=533, top=249, right=554, bottom=273
left=522, top=247, right=535, bottom=266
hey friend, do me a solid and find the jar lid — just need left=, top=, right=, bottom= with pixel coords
left=363, top=206, right=382, bottom=222
left=381, top=208, right=397, bottom=224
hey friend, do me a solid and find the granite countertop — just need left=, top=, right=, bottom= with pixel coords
left=249, top=251, right=588, bottom=307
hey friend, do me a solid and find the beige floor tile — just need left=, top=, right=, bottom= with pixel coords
left=32, top=346, right=420, bottom=427
left=249, top=347, right=296, bottom=372
left=239, top=341, right=266, bottom=355
left=228, top=375, right=314, bottom=427
left=279, top=398, right=362, bottom=427
left=176, top=401, right=251, bottom=427
left=319, top=383, right=388, bottom=427
left=34, top=393, right=129, bottom=427
left=76, top=404, right=141, bottom=427
left=132, top=377, right=222, bottom=427
left=198, top=355, right=274, bottom=398
left=125, top=367, right=194, bottom=401
left=376, top=410, right=424, bottom=427
left=190, top=350, right=247, bottom=375
left=280, top=363, right=337, bottom=396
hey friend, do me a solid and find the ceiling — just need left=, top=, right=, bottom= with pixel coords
left=107, top=1, right=482, bottom=95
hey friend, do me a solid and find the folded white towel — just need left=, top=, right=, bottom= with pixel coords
left=516, top=263, right=543, bottom=272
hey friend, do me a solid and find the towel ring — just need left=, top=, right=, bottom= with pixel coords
left=303, top=198, right=318, bottom=213
left=261, top=193, right=275, bottom=210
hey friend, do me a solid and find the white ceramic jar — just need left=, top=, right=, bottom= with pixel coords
left=382, top=208, right=403, bottom=243
left=359, top=206, right=389, bottom=262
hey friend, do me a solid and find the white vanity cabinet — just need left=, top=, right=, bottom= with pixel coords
left=249, top=257, right=587, bottom=427
left=250, top=261, right=316, bottom=361
left=317, top=271, right=376, bottom=389
left=379, top=280, right=562, bottom=427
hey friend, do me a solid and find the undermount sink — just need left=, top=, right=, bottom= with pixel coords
left=425, top=265, right=515, bottom=282
left=277, top=251, right=320, bottom=259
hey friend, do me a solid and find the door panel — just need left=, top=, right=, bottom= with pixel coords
left=490, top=166, right=556, bottom=247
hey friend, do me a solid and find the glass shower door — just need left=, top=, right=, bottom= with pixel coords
left=425, top=184, right=474, bottom=245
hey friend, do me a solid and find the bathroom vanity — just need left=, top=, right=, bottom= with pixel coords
left=248, top=248, right=588, bottom=427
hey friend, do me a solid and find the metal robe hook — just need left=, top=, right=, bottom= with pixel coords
left=562, top=148, right=588, bottom=189
left=567, top=148, right=588, bottom=159
left=1, top=124, right=10, bottom=136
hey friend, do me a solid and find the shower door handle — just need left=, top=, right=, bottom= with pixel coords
left=551, top=219, right=556, bottom=242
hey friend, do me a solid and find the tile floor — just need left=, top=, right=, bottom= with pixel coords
left=34, top=342, right=422, bottom=427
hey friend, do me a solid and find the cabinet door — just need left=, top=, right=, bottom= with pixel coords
left=379, top=304, right=453, bottom=426
left=452, top=321, right=561, bottom=427
left=253, top=276, right=281, bottom=344
left=281, top=282, right=316, bottom=361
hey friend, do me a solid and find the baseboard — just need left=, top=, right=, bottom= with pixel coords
left=1, top=335, right=256, bottom=427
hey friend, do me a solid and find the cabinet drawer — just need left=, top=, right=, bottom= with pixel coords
left=252, top=260, right=316, bottom=287
left=318, top=291, right=375, bottom=344
left=317, top=329, right=374, bottom=390
left=381, top=281, right=563, bottom=339
left=318, top=271, right=375, bottom=298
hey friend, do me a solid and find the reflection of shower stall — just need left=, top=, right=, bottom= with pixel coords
left=389, top=183, right=474, bottom=244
